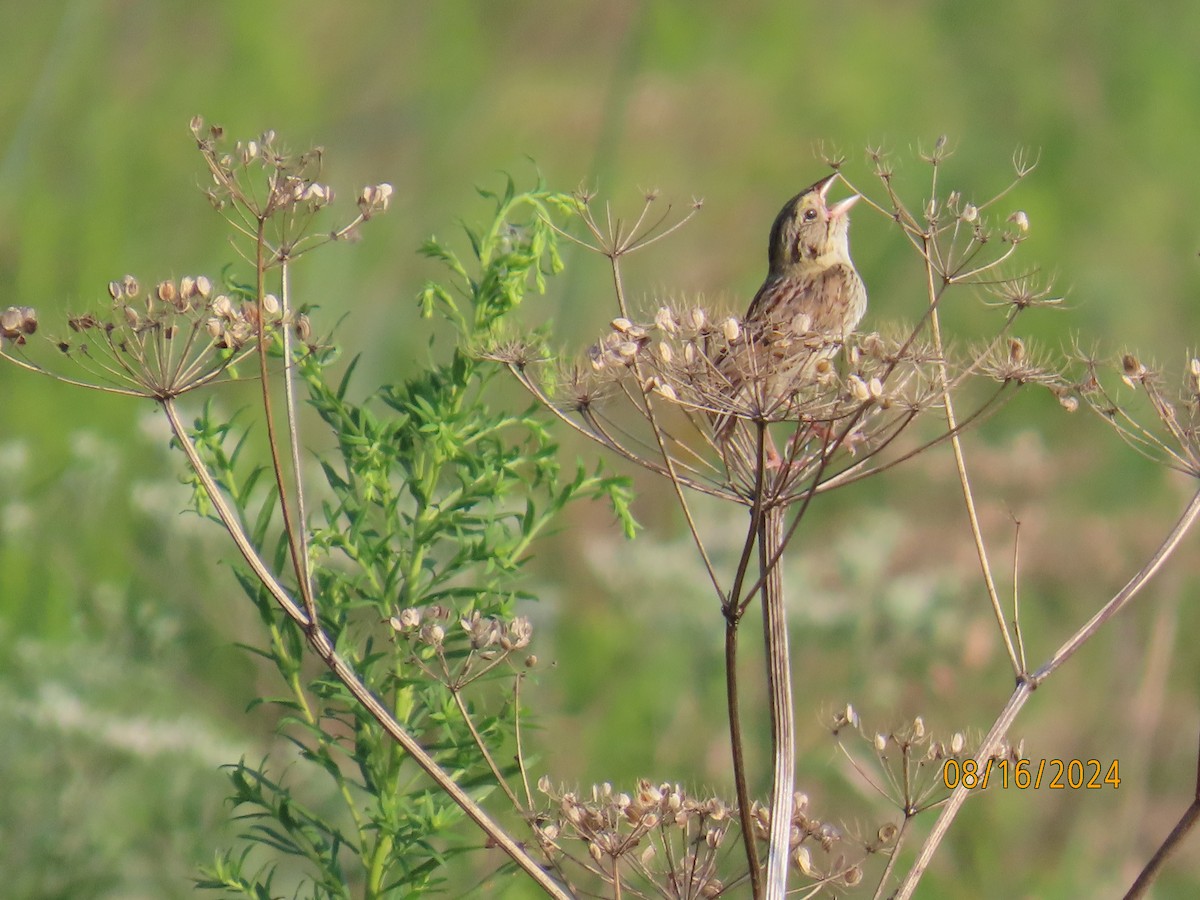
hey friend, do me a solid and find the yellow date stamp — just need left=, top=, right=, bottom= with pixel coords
left=942, top=758, right=1121, bottom=791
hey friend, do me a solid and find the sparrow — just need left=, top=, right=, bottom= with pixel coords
left=745, top=172, right=866, bottom=343
left=714, top=173, right=867, bottom=457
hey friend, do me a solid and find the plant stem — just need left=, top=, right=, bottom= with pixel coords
left=1123, top=729, right=1200, bottom=898
left=725, top=609, right=762, bottom=897
left=760, top=505, right=793, bottom=900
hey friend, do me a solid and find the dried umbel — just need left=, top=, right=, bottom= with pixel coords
left=528, top=305, right=949, bottom=504
left=2, top=122, right=393, bottom=399
left=1075, top=350, right=1200, bottom=479
left=1, top=276, right=292, bottom=399
left=534, top=777, right=871, bottom=895
left=189, top=115, right=392, bottom=261
left=831, top=706, right=1024, bottom=817
left=389, top=604, right=534, bottom=689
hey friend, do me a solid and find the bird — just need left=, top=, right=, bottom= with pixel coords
left=713, top=173, right=867, bottom=462
left=746, top=171, right=866, bottom=348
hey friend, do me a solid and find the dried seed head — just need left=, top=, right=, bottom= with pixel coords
left=178, top=276, right=197, bottom=302
left=195, top=275, right=213, bottom=299
left=793, top=845, right=815, bottom=876
left=108, top=280, right=124, bottom=301
left=1008, top=210, right=1030, bottom=232
left=157, top=280, right=177, bottom=304
left=211, top=294, right=236, bottom=320
left=656, top=341, right=672, bottom=364
left=722, top=316, right=741, bottom=343
left=1009, top=338, right=1026, bottom=362
left=912, top=716, right=926, bottom=738
left=874, top=733, right=888, bottom=752
left=122, top=274, right=140, bottom=298
left=261, top=293, right=281, bottom=316
left=951, top=732, right=965, bottom=754
left=502, top=616, right=532, bottom=650
left=689, top=307, right=706, bottom=330
left=1058, top=392, right=1079, bottom=413
left=420, top=623, right=445, bottom=647
left=588, top=343, right=606, bottom=372
left=397, top=607, right=422, bottom=630
left=303, top=183, right=331, bottom=205
left=295, top=312, right=312, bottom=343
left=653, top=381, right=678, bottom=401
left=961, top=204, right=978, bottom=223
left=611, top=317, right=634, bottom=333
left=0, top=306, right=36, bottom=339
left=358, top=182, right=394, bottom=215
left=655, top=306, right=677, bottom=334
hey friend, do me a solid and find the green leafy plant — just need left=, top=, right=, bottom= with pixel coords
left=1, top=120, right=629, bottom=898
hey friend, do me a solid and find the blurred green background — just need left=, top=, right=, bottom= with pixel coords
left=3, top=2, right=1200, bottom=897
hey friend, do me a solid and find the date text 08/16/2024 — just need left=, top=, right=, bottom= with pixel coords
left=943, top=758, right=1121, bottom=791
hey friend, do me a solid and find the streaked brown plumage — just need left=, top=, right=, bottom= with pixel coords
left=714, top=173, right=867, bottom=451
left=746, top=172, right=866, bottom=341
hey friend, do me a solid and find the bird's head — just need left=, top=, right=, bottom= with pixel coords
left=766, top=172, right=860, bottom=275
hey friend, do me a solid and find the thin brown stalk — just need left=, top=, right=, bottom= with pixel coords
left=725, top=612, right=762, bottom=898
left=252, top=219, right=317, bottom=627
left=921, top=233, right=1023, bottom=677
left=513, top=674, right=535, bottom=810
left=277, top=260, right=318, bottom=625
left=605, top=253, right=729, bottom=603
left=450, top=688, right=522, bottom=810
left=1123, top=730, right=1200, bottom=899
left=871, top=815, right=912, bottom=900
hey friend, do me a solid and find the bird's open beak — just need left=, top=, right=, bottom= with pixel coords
left=815, top=172, right=840, bottom=201
left=828, top=193, right=861, bottom=218
left=816, top=172, right=860, bottom=219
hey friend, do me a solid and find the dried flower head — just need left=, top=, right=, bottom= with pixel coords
left=1, top=276, right=289, bottom=399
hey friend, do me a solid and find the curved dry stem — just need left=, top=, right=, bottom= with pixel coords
left=252, top=221, right=318, bottom=626
left=894, top=486, right=1200, bottom=899
left=1123, top=729, right=1200, bottom=898
left=277, top=261, right=317, bottom=625
left=920, top=233, right=1023, bottom=677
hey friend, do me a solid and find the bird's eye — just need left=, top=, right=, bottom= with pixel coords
left=802, top=208, right=818, bottom=222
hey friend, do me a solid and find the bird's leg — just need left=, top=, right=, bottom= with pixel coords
left=763, top=430, right=785, bottom=469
